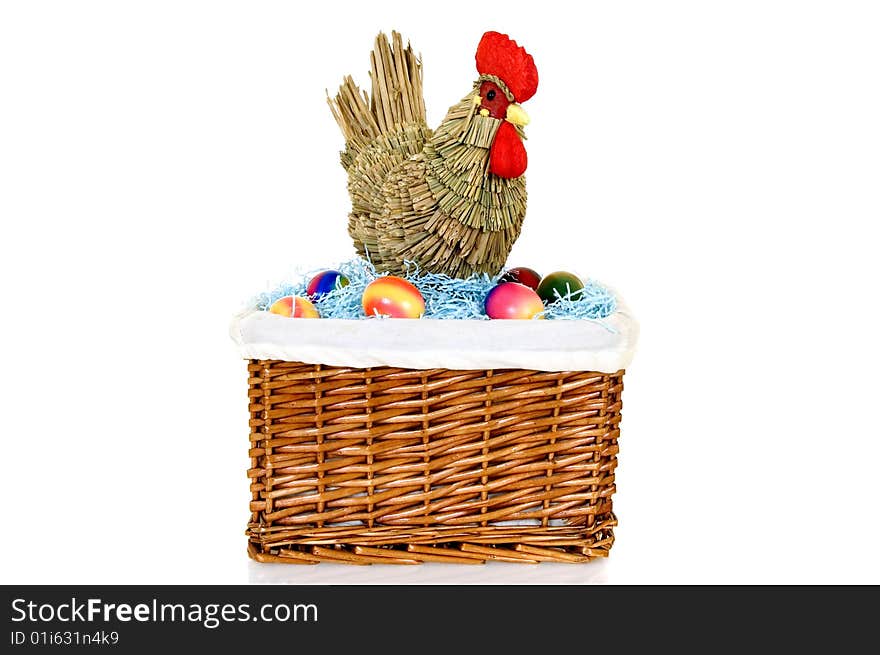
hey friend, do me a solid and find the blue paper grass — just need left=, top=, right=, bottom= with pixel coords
left=536, top=283, right=618, bottom=320
left=253, top=257, right=616, bottom=320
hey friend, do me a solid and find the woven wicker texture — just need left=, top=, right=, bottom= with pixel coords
left=247, top=360, right=624, bottom=564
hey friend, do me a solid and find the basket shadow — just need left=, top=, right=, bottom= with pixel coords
left=247, top=556, right=609, bottom=585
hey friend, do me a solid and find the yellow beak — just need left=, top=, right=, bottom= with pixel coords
left=505, top=103, right=530, bottom=127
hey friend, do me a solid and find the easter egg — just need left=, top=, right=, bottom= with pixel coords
left=537, top=271, right=584, bottom=304
left=500, top=266, right=541, bottom=291
left=362, top=276, right=425, bottom=318
left=306, top=270, right=349, bottom=299
left=484, top=282, right=545, bottom=320
left=269, top=295, right=320, bottom=318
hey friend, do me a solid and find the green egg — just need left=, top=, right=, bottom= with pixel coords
left=537, top=271, right=584, bottom=304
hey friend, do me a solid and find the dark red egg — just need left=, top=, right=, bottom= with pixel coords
left=500, top=266, right=541, bottom=291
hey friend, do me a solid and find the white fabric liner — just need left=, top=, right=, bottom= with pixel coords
left=230, top=289, right=638, bottom=373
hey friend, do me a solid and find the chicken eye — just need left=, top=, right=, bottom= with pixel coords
left=486, top=89, right=496, bottom=101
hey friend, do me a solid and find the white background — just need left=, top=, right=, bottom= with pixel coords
left=2, top=1, right=878, bottom=585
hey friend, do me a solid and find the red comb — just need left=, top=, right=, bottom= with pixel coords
left=475, top=31, right=538, bottom=103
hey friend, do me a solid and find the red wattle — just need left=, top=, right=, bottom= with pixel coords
left=489, top=121, right=528, bottom=179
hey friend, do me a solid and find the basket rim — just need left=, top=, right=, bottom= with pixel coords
left=231, top=290, right=638, bottom=374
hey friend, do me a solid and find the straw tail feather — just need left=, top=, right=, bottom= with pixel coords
left=328, top=32, right=433, bottom=259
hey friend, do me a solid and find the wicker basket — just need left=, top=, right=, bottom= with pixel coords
left=233, top=311, right=637, bottom=564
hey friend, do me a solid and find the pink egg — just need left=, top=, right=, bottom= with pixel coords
left=484, top=282, right=545, bottom=320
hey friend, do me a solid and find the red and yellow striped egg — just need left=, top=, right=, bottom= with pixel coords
left=362, top=276, right=425, bottom=318
left=268, top=295, right=320, bottom=318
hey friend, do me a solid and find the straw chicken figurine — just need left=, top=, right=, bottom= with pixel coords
left=328, top=31, right=539, bottom=278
